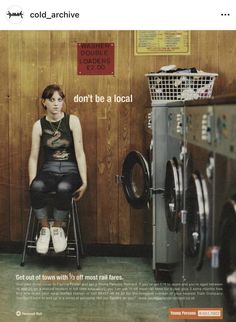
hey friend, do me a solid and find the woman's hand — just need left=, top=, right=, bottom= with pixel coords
left=73, top=183, right=87, bottom=201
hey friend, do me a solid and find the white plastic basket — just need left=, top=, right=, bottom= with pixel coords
left=145, top=72, right=218, bottom=104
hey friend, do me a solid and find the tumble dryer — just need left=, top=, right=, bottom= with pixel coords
left=151, top=103, right=180, bottom=280
left=118, top=102, right=179, bottom=281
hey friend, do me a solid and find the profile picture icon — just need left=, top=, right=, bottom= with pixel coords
left=6, top=5, right=24, bottom=24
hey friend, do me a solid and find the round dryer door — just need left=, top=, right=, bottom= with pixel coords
left=122, top=151, right=151, bottom=209
left=164, top=158, right=183, bottom=232
left=219, top=196, right=236, bottom=314
left=186, top=171, right=209, bottom=271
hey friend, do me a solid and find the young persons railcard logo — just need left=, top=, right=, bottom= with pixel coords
left=6, top=5, right=24, bottom=23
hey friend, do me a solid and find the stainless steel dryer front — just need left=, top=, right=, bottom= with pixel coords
left=151, top=103, right=180, bottom=280
left=119, top=102, right=179, bottom=281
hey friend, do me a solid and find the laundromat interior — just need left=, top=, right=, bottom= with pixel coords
left=1, top=30, right=236, bottom=321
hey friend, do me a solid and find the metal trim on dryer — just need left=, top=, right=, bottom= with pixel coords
left=186, top=170, right=209, bottom=271
left=164, top=157, right=183, bottom=232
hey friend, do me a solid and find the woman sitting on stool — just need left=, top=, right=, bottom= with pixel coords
left=28, top=84, right=87, bottom=254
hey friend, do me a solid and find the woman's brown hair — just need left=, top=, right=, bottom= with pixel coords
left=41, top=84, right=65, bottom=110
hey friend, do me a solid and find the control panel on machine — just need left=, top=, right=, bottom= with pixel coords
left=167, top=107, right=185, bottom=139
left=144, top=108, right=152, bottom=135
left=201, top=113, right=213, bottom=144
left=185, top=106, right=214, bottom=149
left=148, top=112, right=152, bottom=129
left=176, top=112, right=184, bottom=135
left=215, top=105, right=236, bottom=158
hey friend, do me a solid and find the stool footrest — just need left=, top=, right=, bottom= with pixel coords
left=20, top=198, right=84, bottom=269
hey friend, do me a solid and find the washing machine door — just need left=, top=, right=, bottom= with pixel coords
left=186, top=171, right=209, bottom=270
left=219, top=196, right=236, bottom=314
left=164, top=158, right=183, bottom=232
left=121, top=150, right=151, bottom=209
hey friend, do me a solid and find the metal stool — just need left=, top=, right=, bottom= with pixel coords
left=20, top=194, right=84, bottom=269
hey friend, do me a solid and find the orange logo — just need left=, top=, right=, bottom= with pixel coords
left=168, top=308, right=223, bottom=320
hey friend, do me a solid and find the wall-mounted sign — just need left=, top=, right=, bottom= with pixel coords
left=134, top=31, right=191, bottom=55
left=77, top=43, right=115, bottom=75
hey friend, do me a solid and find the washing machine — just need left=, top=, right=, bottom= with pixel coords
left=151, top=103, right=180, bottom=280
left=213, top=99, right=236, bottom=321
left=118, top=102, right=179, bottom=281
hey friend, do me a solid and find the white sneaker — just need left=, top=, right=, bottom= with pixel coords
left=50, top=227, right=67, bottom=253
left=36, top=227, right=50, bottom=254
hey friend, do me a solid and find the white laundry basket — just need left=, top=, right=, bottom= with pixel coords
left=145, top=72, right=218, bottom=104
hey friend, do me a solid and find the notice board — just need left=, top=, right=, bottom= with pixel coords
left=134, top=31, right=191, bottom=55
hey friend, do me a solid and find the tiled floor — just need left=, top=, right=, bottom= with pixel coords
left=0, top=253, right=179, bottom=322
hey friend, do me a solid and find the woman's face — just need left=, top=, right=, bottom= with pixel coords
left=43, top=91, right=64, bottom=114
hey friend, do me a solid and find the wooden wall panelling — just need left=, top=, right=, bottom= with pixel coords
left=218, top=31, right=236, bottom=95
left=68, top=31, right=98, bottom=243
left=37, top=31, right=51, bottom=118
left=198, top=31, right=218, bottom=72
left=50, top=31, right=69, bottom=106
left=37, top=31, right=53, bottom=169
left=198, top=31, right=219, bottom=95
left=167, top=31, right=199, bottom=69
left=8, top=32, right=23, bottom=241
left=95, top=31, right=119, bottom=243
left=117, top=31, right=132, bottom=244
left=20, top=31, right=39, bottom=240
left=0, top=32, right=9, bottom=241
left=0, top=32, right=9, bottom=100
left=0, top=101, right=9, bottom=237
